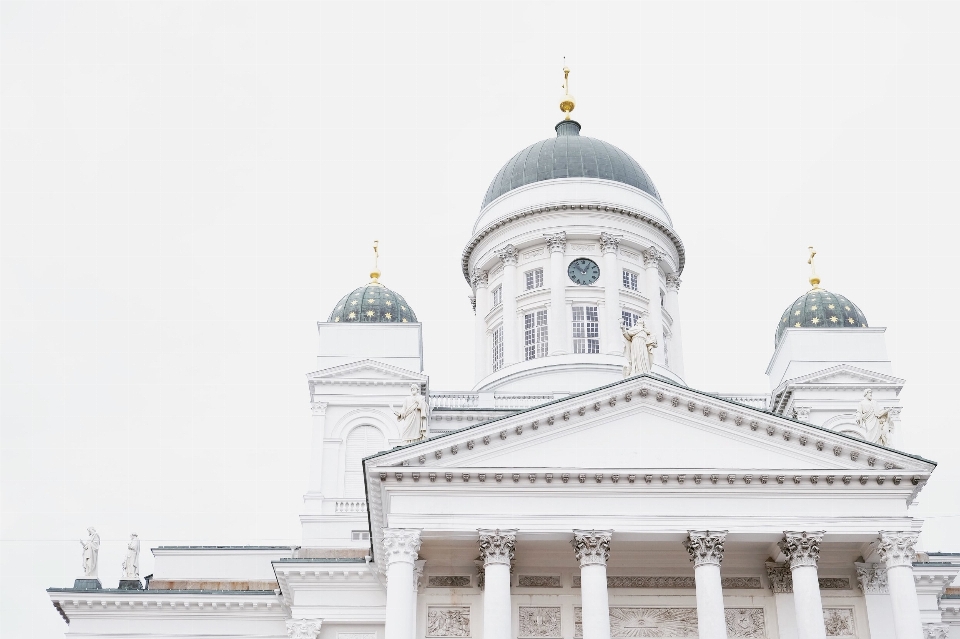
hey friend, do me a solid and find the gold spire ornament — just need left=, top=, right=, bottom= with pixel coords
left=807, top=246, right=821, bottom=290
left=559, top=64, right=576, bottom=120
left=370, top=240, right=382, bottom=285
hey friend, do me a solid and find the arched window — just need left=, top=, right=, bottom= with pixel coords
left=344, top=426, right=386, bottom=497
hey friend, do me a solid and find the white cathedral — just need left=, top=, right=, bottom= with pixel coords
left=48, top=71, right=959, bottom=639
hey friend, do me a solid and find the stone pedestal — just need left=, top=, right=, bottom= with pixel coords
left=73, top=578, right=102, bottom=590
left=118, top=579, right=143, bottom=590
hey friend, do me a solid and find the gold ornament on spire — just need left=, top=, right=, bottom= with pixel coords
left=370, top=240, right=382, bottom=285
left=559, top=64, right=576, bottom=120
left=807, top=246, right=821, bottom=290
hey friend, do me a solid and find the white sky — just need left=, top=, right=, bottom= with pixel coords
left=2, top=1, right=959, bottom=636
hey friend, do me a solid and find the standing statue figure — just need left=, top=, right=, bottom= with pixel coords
left=855, top=389, right=890, bottom=444
left=395, top=383, right=427, bottom=442
left=80, top=527, right=100, bottom=577
left=621, top=317, right=658, bottom=377
left=122, top=533, right=140, bottom=579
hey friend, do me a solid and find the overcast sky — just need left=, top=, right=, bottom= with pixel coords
left=3, top=1, right=959, bottom=636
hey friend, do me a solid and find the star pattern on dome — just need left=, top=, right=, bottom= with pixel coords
left=775, top=289, right=868, bottom=345
left=327, top=284, right=418, bottom=324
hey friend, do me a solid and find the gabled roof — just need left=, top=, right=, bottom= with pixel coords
left=307, top=359, right=426, bottom=386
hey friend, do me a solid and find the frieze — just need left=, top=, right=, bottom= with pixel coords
left=519, top=607, right=561, bottom=638
left=572, top=607, right=766, bottom=638
left=338, top=634, right=376, bottom=639
left=819, top=578, right=851, bottom=590
left=823, top=608, right=856, bottom=637
left=725, top=609, right=766, bottom=639
left=572, top=576, right=761, bottom=589
left=427, top=575, right=471, bottom=588
left=427, top=606, right=470, bottom=637
left=518, top=575, right=561, bottom=588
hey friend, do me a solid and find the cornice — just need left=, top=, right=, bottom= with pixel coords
left=307, top=359, right=427, bottom=385
left=47, top=589, right=285, bottom=622
left=462, top=202, right=686, bottom=285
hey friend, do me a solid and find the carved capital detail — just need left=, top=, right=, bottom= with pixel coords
left=413, top=559, right=426, bottom=590
left=793, top=406, right=811, bottom=421
left=855, top=562, right=889, bottom=594
left=310, top=401, right=328, bottom=416
left=779, top=531, right=824, bottom=569
left=600, top=232, right=621, bottom=255
left=924, top=624, right=950, bottom=639
left=572, top=529, right=612, bottom=567
left=471, top=268, right=489, bottom=289
left=544, top=232, right=566, bottom=254
left=478, top=528, right=517, bottom=567
left=498, top=244, right=519, bottom=266
left=876, top=531, right=919, bottom=568
left=765, top=561, right=793, bottom=593
left=642, top=245, right=663, bottom=268
left=381, top=528, right=421, bottom=567
left=665, top=274, right=681, bottom=291
left=684, top=530, right=727, bottom=567
left=286, top=619, right=322, bottom=639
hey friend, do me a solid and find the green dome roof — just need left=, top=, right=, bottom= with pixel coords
left=327, top=284, right=418, bottom=324
left=775, top=289, right=867, bottom=345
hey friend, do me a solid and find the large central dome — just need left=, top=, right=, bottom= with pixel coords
left=481, top=120, right=661, bottom=209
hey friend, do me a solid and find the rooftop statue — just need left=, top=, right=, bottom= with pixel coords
left=621, top=317, right=657, bottom=377
left=395, top=383, right=427, bottom=443
left=80, top=527, right=100, bottom=578
left=122, top=533, right=140, bottom=579
left=855, top=389, right=891, bottom=445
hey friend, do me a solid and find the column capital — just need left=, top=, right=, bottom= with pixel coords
left=855, top=562, right=889, bottom=594
left=413, top=559, right=426, bottom=591
left=286, top=619, right=322, bottom=639
left=472, top=268, right=489, bottom=290
left=381, top=528, right=422, bottom=567
left=642, top=245, right=663, bottom=268
left=599, top=232, right=621, bottom=255
left=779, top=531, right=824, bottom=569
left=478, top=528, right=517, bottom=567
left=683, top=530, right=726, bottom=567
left=544, top=232, right=566, bottom=253
left=498, top=245, right=519, bottom=266
left=665, top=274, right=681, bottom=291
left=876, top=531, right=920, bottom=568
left=923, top=624, right=950, bottom=639
left=310, top=401, right=328, bottom=416
left=765, top=561, right=793, bottom=593
left=572, top=529, right=612, bottom=567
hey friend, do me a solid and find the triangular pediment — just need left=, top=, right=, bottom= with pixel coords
left=782, top=364, right=905, bottom=389
left=307, top=359, right=425, bottom=385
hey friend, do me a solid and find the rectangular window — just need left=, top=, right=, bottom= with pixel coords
left=492, top=285, right=502, bottom=307
left=572, top=305, right=600, bottom=354
left=525, top=268, right=544, bottom=290
left=351, top=530, right=370, bottom=541
left=492, top=325, right=504, bottom=371
left=524, top=309, right=549, bottom=360
left=622, top=269, right=639, bottom=291
left=621, top=310, right=641, bottom=328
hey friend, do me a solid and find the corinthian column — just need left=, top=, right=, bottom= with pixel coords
left=779, top=531, right=827, bottom=639
left=473, top=268, right=490, bottom=381
left=545, top=233, right=567, bottom=355
left=382, top=529, right=421, bottom=639
left=642, top=246, right=664, bottom=366
left=479, top=528, right=516, bottom=639
left=876, top=531, right=923, bottom=639
left=856, top=562, right=894, bottom=639
left=684, top=531, right=728, bottom=639
left=498, top=245, right=519, bottom=366
left=600, top=233, right=622, bottom=355
left=573, top=530, right=612, bottom=639
left=664, top=274, right=684, bottom=377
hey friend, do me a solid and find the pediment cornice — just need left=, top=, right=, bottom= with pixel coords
left=776, top=364, right=905, bottom=393
left=307, top=359, right=426, bottom=387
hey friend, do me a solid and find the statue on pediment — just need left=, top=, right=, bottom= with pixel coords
left=395, top=383, right=427, bottom=442
left=80, top=527, right=100, bottom=577
left=855, top=389, right=890, bottom=444
left=122, top=533, right=140, bottom=579
left=621, top=316, right=657, bottom=377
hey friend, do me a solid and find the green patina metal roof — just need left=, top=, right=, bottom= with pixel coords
left=776, top=289, right=868, bottom=345
left=327, top=284, right=417, bottom=324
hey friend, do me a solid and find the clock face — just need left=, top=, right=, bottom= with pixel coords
left=568, top=258, right=601, bottom=285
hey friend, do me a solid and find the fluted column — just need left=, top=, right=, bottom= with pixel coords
left=684, top=531, right=728, bottom=639
left=663, top=274, right=684, bottom=377
left=498, top=246, right=519, bottom=366
left=857, top=562, right=895, bottom=639
left=473, top=269, right=490, bottom=381
left=642, top=246, right=665, bottom=366
left=573, top=530, right=612, bottom=639
left=600, top=233, right=622, bottom=355
left=383, top=529, right=421, bottom=639
left=876, top=532, right=923, bottom=639
left=479, top=529, right=516, bottom=639
left=545, top=233, right=567, bottom=355
left=779, top=531, right=827, bottom=639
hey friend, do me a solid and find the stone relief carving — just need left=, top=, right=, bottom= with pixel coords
left=519, top=607, right=561, bottom=638
left=478, top=529, right=517, bottom=567
left=544, top=232, right=566, bottom=253
left=287, top=619, right=322, bottom=639
left=521, top=248, right=544, bottom=261
left=428, top=575, right=471, bottom=588
left=819, top=578, right=851, bottom=590
left=823, top=608, right=856, bottom=637
left=609, top=608, right=699, bottom=638
left=876, top=531, right=919, bottom=567
left=518, top=575, right=561, bottom=588
left=855, top=562, right=889, bottom=594
left=572, top=530, right=612, bottom=567
left=684, top=530, right=727, bottom=567
left=338, top=634, right=376, bottom=639
left=427, top=607, right=470, bottom=637
left=725, top=609, right=766, bottom=638
left=779, top=531, right=824, bottom=568
left=572, top=576, right=761, bottom=589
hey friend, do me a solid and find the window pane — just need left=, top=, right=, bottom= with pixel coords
left=492, top=325, right=504, bottom=371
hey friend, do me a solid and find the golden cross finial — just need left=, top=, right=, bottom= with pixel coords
left=807, top=246, right=821, bottom=290
left=559, top=60, right=576, bottom=120
left=370, top=240, right=381, bottom=284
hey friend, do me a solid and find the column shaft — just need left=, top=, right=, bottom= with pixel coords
left=473, top=270, right=490, bottom=382
left=601, top=234, right=621, bottom=355
left=479, top=529, right=517, bottom=639
left=546, top=233, right=567, bottom=355
left=642, top=247, right=664, bottom=366
left=780, top=531, right=827, bottom=639
left=664, top=275, right=684, bottom=377
left=573, top=530, right=612, bottom=639
left=499, top=246, right=519, bottom=366
left=877, top=532, right=924, bottom=639
left=685, top=531, right=728, bottom=639
left=382, top=529, right=421, bottom=639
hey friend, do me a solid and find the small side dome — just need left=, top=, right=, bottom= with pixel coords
left=328, top=284, right=417, bottom=323
left=775, top=289, right=867, bottom=345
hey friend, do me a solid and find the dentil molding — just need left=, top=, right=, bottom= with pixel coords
left=684, top=530, right=727, bottom=567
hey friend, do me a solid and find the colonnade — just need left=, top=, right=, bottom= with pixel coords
left=380, top=528, right=924, bottom=639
